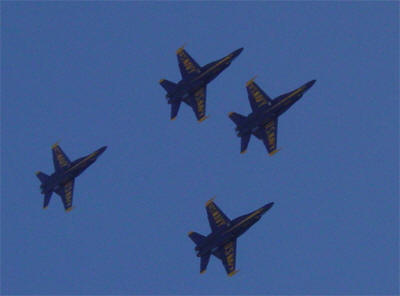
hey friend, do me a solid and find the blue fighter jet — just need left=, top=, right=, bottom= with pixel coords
left=188, top=198, right=274, bottom=276
left=229, top=78, right=316, bottom=155
left=35, top=143, right=107, bottom=212
left=160, top=46, right=243, bottom=121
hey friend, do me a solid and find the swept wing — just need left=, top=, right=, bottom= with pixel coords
left=52, top=144, right=71, bottom=171
left=254, top=119, right=279, bottom=155
left=55, top=180, right=74, bottom=212
left=190, top=87, right=207, bottom=121
left=219, top=239, right=238, bottom=276
left=205, top=198, right=231, bottom=232
left=246, top=78, right=272, bottom=111
left=176, top=47, right=201, bottom=79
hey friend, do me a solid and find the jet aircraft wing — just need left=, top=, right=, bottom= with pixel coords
left=176, top=47, right=201, bottom=79
left=52, top=144, right=71, bottom=171
left=219, top=239, right=238, bottom=276
left=246, top=78, right=272, bottom=111
left=254, top=119, right=279, bottom=155
left=55, top=179, right=74, bottom=212
left=206, top=198, right=231, bottom=232
left=190, top=87, right=207, bottom=122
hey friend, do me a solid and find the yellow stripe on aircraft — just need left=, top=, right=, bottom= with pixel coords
left=226, top=209, right=263, bottom=232
left=228, top=270, right=238, bottom=277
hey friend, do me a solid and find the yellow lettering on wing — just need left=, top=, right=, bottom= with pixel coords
left=178, top=51, right=200, bottom=74
left=248, top=83, right=267, bottom=107
left=64, top=182, right=73, bottom=206
left=195, top=89, right=205, bottom=115
left=55, top=147, right=68, bottom=168
left=208, top=203, right=227, bottom=227
left=265, top=121, right=276, bottom=147
left=224, top=242, right=235, bottom=270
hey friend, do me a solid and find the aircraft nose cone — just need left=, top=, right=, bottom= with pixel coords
left=306, top=79, right=316, bottom=89
left=231, top=47, right=244, bottom=58
left=97, top=146, right=107, bottom=155
left=261, top=202, right=274, bottom=214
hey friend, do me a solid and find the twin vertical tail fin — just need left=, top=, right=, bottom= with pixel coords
left=35, top=171, right=52, bottom=209
left=159, top=79, right=180, bottom=120
left=228, top=112, right=251, bottom=153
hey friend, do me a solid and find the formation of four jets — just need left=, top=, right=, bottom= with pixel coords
left=36, top=46, right=316, bottom=276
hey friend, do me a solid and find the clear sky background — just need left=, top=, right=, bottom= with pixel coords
left=2, top=1, right=398, bottom=295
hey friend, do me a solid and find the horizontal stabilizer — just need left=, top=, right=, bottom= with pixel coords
left=43, top=192, right=52, bottom=209
left=228, top=112, right=246, bottom=126
left=200, top=253, right=211, bottom=274
left=159, top=79, right=177, bottom=94
left=240, top=133, right=251, bottom=154
left=35, top=171, right=49, bottom=184
left=170, top=101, right=181, bottom=120
left=188, top=231, right=205, bottom=245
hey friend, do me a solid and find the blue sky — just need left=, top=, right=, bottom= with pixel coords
left=2, top=1, right=398, bottom=295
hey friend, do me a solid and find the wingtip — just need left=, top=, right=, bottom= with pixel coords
left=205, top=196, right=216, bottom=206
left=51, top=141, right=59, bottom=149
left=228, top=270, right=239, bottom=277
left=246, top=76, right=257, bottom=86
left=269, top=148, right=281, bottom=156
left=198, top=116, right=208, bottom=123
left=176, top=43, right=186, bottom=54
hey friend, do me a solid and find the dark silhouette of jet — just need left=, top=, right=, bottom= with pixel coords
left=160, top=46, right=243, bottom=122
left=35, top=143, right=107, bottom=212
left=188, top=198, right=274, bottom=276
left=229, top=78, right=316, bottom=155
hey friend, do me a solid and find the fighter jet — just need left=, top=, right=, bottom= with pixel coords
left=35, top=143, right=107, bottom=212
left=229, top=78, right=316, bottom=155
left=160, top=46, right=243, bottom=122
left=188, top=198, right=274, bottom=276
